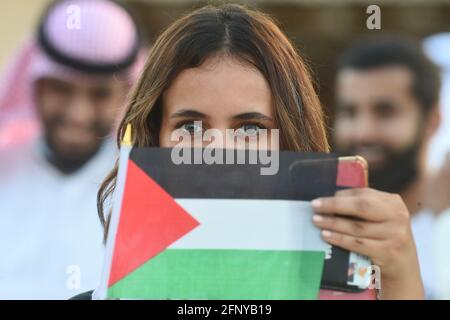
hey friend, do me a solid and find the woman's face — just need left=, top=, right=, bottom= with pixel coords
left=159, top=56, right=278, bottom=150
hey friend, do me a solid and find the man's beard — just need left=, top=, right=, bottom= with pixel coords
left=336, top=138, right=422, bottom=194
left=42, top=121, right=112, bottom=174
left=367, top=141, right=420, bottom=193
left=43, top=133, right=104, bottom=174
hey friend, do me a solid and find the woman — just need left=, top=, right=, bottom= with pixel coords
left=98, top=4, right=423, bottom=299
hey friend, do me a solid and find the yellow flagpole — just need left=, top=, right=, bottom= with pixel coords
left=122, top=124, right=133, bottom=146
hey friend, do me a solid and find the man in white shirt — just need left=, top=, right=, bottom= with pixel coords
left=332, top=36, right=441, bottom=299
left=422, top=34, right=450, bottom=299
left=0, top=0, right=142, bottom=299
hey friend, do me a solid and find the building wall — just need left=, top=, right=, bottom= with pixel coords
left=0, top=0, right=51, bottom=72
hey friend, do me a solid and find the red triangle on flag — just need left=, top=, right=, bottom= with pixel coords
left=108, top=160, right=200, bottom=287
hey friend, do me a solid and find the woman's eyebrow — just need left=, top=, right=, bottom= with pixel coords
left=170, top=109, right=208, bottom=119
left=232, top=112, right=273, bottom=122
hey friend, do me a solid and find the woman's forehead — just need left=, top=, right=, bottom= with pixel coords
left=162, top=56, right=273, bottom=118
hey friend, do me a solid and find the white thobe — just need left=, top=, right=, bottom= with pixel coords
left=0, top=138, right=116, bottom=299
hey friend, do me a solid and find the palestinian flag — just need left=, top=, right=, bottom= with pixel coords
left=95, top=147, right=354, bottom=300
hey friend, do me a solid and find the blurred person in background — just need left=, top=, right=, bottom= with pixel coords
left=332, top=36, right=441, bottom=299
left=0, top=0, right=143, bottom=299
left=422, top=33, right=450, bottom=299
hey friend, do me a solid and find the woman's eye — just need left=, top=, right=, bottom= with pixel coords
left=235, top=124, right=265, bottom=137
left=179, top=121, right=203, bottom=135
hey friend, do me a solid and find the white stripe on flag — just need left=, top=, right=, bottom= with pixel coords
left=172, top=199, right=328, bottom=252
left=93, top=145, right=131, bottom=300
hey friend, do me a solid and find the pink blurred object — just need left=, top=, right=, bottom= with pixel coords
left=42, top=0, right=138, bottom=66
left=0, top=119, right=39, bottom=151
left=0, top=38, right=40, bottom=149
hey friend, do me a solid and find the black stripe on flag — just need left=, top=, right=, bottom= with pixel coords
left=129, top=148, right=339, bottom=201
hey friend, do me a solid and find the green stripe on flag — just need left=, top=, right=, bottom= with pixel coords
left=108, top=249, right=325, bottom=300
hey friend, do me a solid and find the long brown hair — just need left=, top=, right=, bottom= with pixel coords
left=98, top=4, right=329, bottom=235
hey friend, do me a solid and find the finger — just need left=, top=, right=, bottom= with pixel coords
left=336, top=188, right=404, bottom=210
left=335, top=187, right=386, bottom=198
left=320, top=230, right=379, bottom=258
left=311, top=195, right=387, bottom=222
left=335, top=188, right=368, bottom=197
left=312, top=214, right=386, bottom=239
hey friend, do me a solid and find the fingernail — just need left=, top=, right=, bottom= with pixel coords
left=311, top=199, right=322, bottom=208
left=312, top=214, right=323, bottom=222
left=322, top=230, right=332, bottom=238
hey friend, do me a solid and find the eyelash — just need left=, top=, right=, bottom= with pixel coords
left=175, top=120, right=205, bottom=133
left=174, top=120, right=268, bottom=133
left=236, top=122, right=268, bottom=135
